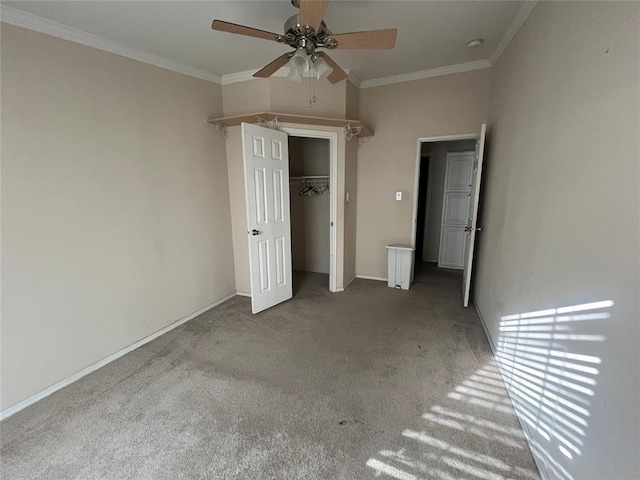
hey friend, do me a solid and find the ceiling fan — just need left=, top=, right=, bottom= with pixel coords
left=211, top=0, right=397, bottom=83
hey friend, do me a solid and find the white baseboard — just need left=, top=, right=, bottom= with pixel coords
left=473, top=298, right=550, bottom=480
left=0, top=292, right=237, bottom=421
left=235, top=291, right=251, bottom=297
left=472, top=299, right=496, bottom=352
left=356, top=274, right=388, bottom=282
left=337, top=275, right=357, bottom=292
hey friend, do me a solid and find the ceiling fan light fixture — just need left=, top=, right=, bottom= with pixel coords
left=286, top=48, right=309, bottom=83
left=312, top=55, right=331, bottom=80
left=287, top=67, right=303, bottom=83
left=213, top=0, right=397, bottom=95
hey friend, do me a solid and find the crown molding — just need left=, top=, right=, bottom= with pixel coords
left=220, top=70, right=258, bottom=85
left=225, top=68, right=306, bottom=85
left=1, top=1, right=538, bottom=91
left=347, top=70, right=361, bottom=88
left=490, top=0, right=539, bottom=65
left=0, top=5, right=222, bottom=84
left=360, top=60, right=492, bottom=89
left=222, top=60, right=489, bottom=89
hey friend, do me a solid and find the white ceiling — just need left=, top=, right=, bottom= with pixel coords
left=2, top=1, right=528, bottom=84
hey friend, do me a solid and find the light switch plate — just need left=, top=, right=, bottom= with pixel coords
left=396, top=192, right=402, bottom=201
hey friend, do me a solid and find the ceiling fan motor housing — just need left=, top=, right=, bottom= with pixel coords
left=282, top=14, right=336, bottom=53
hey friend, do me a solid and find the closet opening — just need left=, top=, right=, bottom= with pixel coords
left=286, top=133, right=334, bottom=294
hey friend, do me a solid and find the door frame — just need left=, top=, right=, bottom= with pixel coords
left=281, top=127, right=338, bottom=293
left=410, top=133, right=478, bottom=251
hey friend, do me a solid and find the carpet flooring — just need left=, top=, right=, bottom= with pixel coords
left=1, top=266, right=539, bottom=479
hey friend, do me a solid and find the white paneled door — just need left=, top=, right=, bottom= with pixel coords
left=241, top=123, right=292, bottom=314
left=462, top=123, right=487, bottom=308
left=438, top=152, right=474, bottom=269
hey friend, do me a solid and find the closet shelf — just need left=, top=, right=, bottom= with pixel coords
left=290, top=176, right=329, bottom=181
left=207, top=112, right=373, bottom=137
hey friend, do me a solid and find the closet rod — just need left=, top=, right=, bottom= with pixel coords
left=289, top=175, right=329, bottom=181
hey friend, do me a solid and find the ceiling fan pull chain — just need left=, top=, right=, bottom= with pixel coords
left=313, top=65, right=317, bottom=104
left=309, top=66, right=313, bottom=107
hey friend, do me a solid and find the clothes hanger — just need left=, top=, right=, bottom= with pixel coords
left=299, top=181, right=313, bottom=196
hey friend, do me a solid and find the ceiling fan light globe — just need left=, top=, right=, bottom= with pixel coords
left=291, top=56, right=309, bottom=72
left=291, top=48, right=310, bottom=67
left=287, top=69, right=303, bottom=83
left=312, top=56, right=332, bottom=79
left=287, top=49, right=310, bottom=82
left=286, top=59, right=306, bottom=83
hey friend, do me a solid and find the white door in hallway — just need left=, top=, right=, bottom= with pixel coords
left=438, top=153, right=474, bottom=269
left=242, top=123, right=292, bottom=314
left=462, top=123, right=487, bottom=307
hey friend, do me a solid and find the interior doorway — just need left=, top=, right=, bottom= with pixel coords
left=411, top=135, right=477, bottom=279
left=287, top=134, right=333, bottom=293
left=411, top=125, right=487, bottom=307
left=241, top=124, right=338, bottom=313
left=414, top=155, right=430, bottom=262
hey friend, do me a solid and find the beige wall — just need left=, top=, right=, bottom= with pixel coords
left=343, top=137, right=358, bottom=286
left=474, top=2, right=640, bottom=478
left=301, top=138, right=331, bottom=176
left=345, top=80, right=360, bottom=120
left=301, top=139, right=330, bottom=274
left=289, top=138, right=306, bottom=270
left=0, top=25, right=235, bottom=411
left=344, top=78, right=360, bottom=284
left=221, top=80, right=270, bottom=117
left=224, top=126, right=251, bottom=294
left=222, top=77, right=350, bottom=118
left=356, top=69, right=491, bottom=278
left=270, top=77, right=347, bottom=118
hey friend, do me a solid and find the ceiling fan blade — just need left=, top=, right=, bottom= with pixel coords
left=211, top=20, right=281, bottom=42
left=299, top=0, right=329, bottom=32
left=253, top=53, right=294, bottom=78
left=318, top=53, right=347, bottom=84
left=328, top=28, right=397, bottom=49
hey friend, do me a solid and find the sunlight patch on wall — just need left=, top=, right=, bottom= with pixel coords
left=496, top=300, right=611, bottom=479
left=365, top=300, right=611, bottom=480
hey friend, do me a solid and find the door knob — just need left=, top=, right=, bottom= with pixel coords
left=476, top=227, right=482, bottom=232
left=250, top=229, right=260, bottom=236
